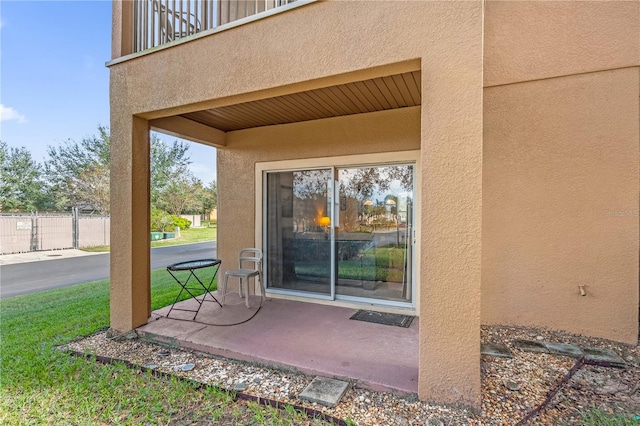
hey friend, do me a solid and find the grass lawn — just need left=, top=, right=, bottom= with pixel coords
left=0, top=269, right=330, bottom=425
left=575, top=409, right=640, bottom=425
left=82, top=225, right=217, bottom=252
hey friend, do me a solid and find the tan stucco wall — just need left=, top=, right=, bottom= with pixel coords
left=484, top=0, right=640, bottom=87
left=110, top=0, right=482, bottom=407
left=218, top=107, right=421, bottom=276
left=109, top=115, right=151, bottom=331
left=483, top=0, right=640, bottom=344
left=109, top=0, right=640, bottom=407
left=483, top=68, right=640, bottom=344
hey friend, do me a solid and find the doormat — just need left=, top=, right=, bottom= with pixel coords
left=349, top=310, right=414, bottom=328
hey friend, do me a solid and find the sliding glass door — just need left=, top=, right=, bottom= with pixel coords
left=266, top=169, right=333, bottom=296
left=335, top=165, right=413, bottom=303
left=265, top=163, right=414, bottom=306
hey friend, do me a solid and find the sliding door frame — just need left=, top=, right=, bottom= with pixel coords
left=255, top=150, right=421, bottom=312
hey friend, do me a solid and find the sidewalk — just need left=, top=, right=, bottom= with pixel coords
left=0, top=249, right=103, bottom=266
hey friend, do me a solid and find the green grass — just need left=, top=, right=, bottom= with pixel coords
left=0, top=270, right=205, bottom=424
left=151, top=225, right=217, bottom=247
left=82, top=225, right=217, bottom=252
left=0, top=269, right=331, bottom=425
left=571, top=408, right=640, bottom=425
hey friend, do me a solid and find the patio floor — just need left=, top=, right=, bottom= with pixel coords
left=137, top=292, right=419, bottom=394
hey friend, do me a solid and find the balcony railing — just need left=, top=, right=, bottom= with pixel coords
left=133, top=0, right=297, bottom=53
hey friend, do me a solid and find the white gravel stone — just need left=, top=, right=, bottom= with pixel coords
left=61, top=325, right=639, bottom=426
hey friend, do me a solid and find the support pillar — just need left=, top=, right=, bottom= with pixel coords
left=109, top=115, right=151, bottom=333
left=417, top=3, right=484, bottom=409
left=111, top=0, right=133, bottom=59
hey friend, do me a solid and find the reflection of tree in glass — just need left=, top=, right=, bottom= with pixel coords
left=291, top=166, right=412, bottom=232
left=292, top=166, right=412, bottom=201
left=291, top=170, right=331, bottom=232
left=340, top=165, right=413, bottom=202
left=387, top=165, right=413, bottom=193
left=340, top=165, right=413, bottom=233
left=292, top=170, right=330, bottom=199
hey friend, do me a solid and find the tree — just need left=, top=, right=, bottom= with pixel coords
left=159, top=178, right=218, bottom=217
left=150, top=135, right=191, bottom=206
left=44, top=126, right=111, bottom=212
left=67, top=164, right=110, bottom=213
left=44, top=127, right=193, bottom=213
left=157, top=174, right=202, bottom=216
left=0, top=141, right=46, bottom=212
left=200, top=180, right=217, bottom=216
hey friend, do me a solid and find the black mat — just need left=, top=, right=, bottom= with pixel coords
left=349, top=310, right=414, bottom=328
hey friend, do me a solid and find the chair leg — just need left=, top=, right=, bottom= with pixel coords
left=221, top=274, right=229, bottom=306
left=259, top=271, right=264, bottom=302
left=245, top=278, right=251, bottom=309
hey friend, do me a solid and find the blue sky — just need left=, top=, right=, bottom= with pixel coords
left=0, top=0, right=216, bottom=184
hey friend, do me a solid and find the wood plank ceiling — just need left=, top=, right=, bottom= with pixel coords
left=180, top=71, right=421, bottom=132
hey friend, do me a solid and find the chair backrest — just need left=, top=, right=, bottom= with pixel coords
left=238, top=248, right=262, bottom=270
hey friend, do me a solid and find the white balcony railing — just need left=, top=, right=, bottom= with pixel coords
left=133, top=0, right=297, bottom=52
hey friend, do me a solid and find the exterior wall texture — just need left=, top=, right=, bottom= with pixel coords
left=110, top=0, right=484, bottom=407
left=483, top=0, right=640, bottom=344
left=218, top=107, right=421, bottom=282
left=109, top=0, right=640, bottom=409
left=483, top=68, right=639, bottom=343
left=483, top=0, right=639, bottom=87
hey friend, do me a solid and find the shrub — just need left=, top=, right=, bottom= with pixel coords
left=172, top=215, right=191, bottom=230
left=151, top=207, right=173, bottom=232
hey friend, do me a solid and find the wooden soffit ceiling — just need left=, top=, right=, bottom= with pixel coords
left=180, top=71, right=421, bottom=132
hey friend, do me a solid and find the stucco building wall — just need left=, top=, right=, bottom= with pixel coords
left=483, top=68, right=639, bottom=343
left=109, top=0, right=640, bottom=409
left=483, top=0, right=639, bottom=87
left=218, top=106, right=421, bottom=281
left=481, top=0, right=640, bottom=344
left=110, top=0, right=484, bottom=407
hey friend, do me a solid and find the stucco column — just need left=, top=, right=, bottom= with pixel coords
left=109, top=115, right=151, bottom=333
left=111, top=0, right=133, bottom=59
left=417, top=7, right=484, bottom=409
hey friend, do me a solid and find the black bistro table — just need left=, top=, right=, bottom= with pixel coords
left=166, top=259, right=222, bottom=320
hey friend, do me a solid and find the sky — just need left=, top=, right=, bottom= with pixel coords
left=0, top=0, right=217, bottom=184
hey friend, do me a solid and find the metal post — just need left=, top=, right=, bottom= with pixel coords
left=30, top=211, right=37, bottom=252
left=72, top=206, right=79, bottom=249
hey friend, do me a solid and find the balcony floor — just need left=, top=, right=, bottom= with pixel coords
left=137, top=292, right=419, bottom=394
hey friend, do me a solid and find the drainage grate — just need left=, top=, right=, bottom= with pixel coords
left=349, top=310, right=414, bottom=328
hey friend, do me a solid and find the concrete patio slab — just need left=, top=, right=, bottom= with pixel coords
left=300, top=376, right=349, bottom=407
left=141, top=316, right=207, bottom=341
left=137, top=294, right=419, bottom=394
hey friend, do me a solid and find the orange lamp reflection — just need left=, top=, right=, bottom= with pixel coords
left=319, top=216, right=331, bottom=227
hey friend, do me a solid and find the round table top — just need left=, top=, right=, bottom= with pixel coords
left=167, top=258, right=221, bottom=271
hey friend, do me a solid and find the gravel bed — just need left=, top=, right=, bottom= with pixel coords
left=480, top=325, right=640, bottom=425
left=62, top=324, right=640, bottom=425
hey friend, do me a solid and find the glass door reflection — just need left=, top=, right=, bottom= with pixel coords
left=265, top=164, right=414, bottom=305
left=266, top=169, right=333, bottom=296
left=335, top=165, right=413, bottom=303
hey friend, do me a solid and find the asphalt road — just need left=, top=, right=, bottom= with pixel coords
left=0, top=241, right=217, bottom=299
